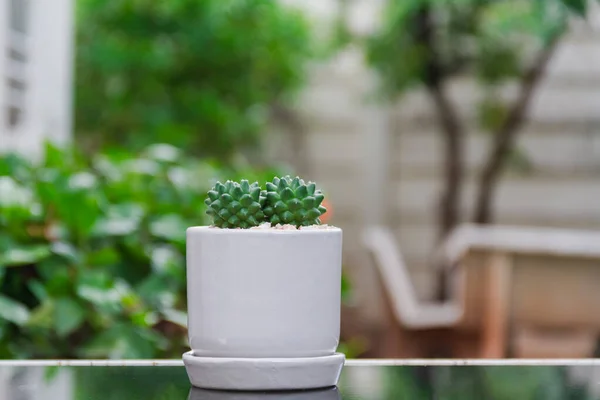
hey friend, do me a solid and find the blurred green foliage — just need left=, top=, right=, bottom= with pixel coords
left=42, top=365, right=600, bottom=400
left=365, top=0, right=571, bottom=123
left=0, top=143, right=283, bottom=359
left=362, top=0, right=596, bottom=233
left=75, top=0, right=312, bottom=159
left=379, top=366, right=595, bottom=400
left=74, top=367, right=189, bottom=400
left=365, top=0, right=594, bottom=134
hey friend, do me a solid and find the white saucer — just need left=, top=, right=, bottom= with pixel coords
left=183, top=351, right=345, bottom=391
left=188, top=386, right=341, bottom=399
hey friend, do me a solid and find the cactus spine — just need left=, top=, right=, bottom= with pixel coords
left=263, top=176, right=326, bottom=227
left=204, top=180, right=266, bottom=228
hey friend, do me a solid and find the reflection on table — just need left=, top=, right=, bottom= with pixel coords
left=1, top=363, right=600, bottom=399
left=188, top=387, right=340, bottom=400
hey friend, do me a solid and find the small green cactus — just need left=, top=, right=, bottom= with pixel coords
left=263, top=176, right=326, bottom=227
left=204, top=180, right=266, bottom=228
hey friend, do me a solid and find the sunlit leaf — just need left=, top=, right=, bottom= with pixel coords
left=0, top=245, right=51, bottom=267
left=77, top=285, right=122, bottom=308
left=150, top=245, right=183, bottom=275
left=68, top=172, right=97, bottom=190
left=91, top=203, right=144, bottom=236
left=26, top=300, right=54, bottom=329
left=149, top=214, right=187, bottom=243
left=0, top=176, right=34, bottom=207
left=0, top=295, right=30, bottom=325
left=144, top=144, right=181, bottom=163
left=51, top=242, right=81, bottom=264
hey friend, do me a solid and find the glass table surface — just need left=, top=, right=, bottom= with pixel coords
left=2, top=360, right=600, bottom=399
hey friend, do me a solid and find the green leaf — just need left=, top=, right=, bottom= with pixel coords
left=149, top=214, right=187, bottom=243
left=143, top=144, right=181, bottom=163
left=43, top=141, right=69, bottom=169
left=477, top=97, right=509, bottom=133
left=51, top=241, right=81, bottom=264
left=77, top=284, right=122, bottom=309
left=0, top=295, right=30, bottom=325
left=0, top=153, right=32, bottom=181
left=341, top=273, right=352, bottom=303
left=35, top=261, right=73, bottom=298
left=123, top=159, right=160, bottom=176
left=67, top=172, right=97, bottom=190
left=53, top=297, right=86, bottom=337
left=136, top=275, right=176, bottom=309
left=476, top=43, right=521, bottom=85
left=91, top=203, right=144, bottom=236
left=27, top=280, right=48, bottom=301
left=86, top=247, right=120, bottom=266
left=81, top=324, right=157, bottom=359
left=150, top=246, right=183, bottom=276
left=0, top=245, right=51, bottom=267
left=562, top=0, right=587, bottom=16
left=26, top=300, right=54, bottom=329
left=0, top=176, right=34, bottom=208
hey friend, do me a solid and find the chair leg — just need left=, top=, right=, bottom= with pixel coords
left=480, top=252, right=513, bottom=358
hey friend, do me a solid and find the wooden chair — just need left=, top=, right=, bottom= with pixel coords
left=364, top=223, right=600, bottom=358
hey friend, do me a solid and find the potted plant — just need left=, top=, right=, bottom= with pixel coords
left=183, top=176, right=345, bottom=391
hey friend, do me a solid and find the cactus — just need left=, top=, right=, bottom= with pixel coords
left=263, top=176, right=327, bottom=227
left=204, top=180, right=266, bottom=228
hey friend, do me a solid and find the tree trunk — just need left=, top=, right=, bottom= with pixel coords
left=473, top=34, right=562, bottom=224
left=416, top=6, right=466, bottom=239
left=417, top=5, right=466, bottom=300
left=427, top=83, right=465, bottom=301
left=430, top=85, right=465, bottom=238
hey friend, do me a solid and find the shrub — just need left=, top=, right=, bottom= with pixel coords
left=0, top=143, right=283, bottom=358
left=75, top=0, right=313, bottom=159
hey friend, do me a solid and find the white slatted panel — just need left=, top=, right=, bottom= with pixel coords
left=1, top=0, right=31, bottom=150
left=0, top=0, right=72, bottom=157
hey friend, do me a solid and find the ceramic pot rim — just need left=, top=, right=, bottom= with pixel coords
left=187, top=226, right=342, bottom=235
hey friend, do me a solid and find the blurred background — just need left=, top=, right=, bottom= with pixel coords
left=1, top=0, right=600, bottom=361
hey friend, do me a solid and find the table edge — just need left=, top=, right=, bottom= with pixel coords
left=2, top=359, right=600, bottom=367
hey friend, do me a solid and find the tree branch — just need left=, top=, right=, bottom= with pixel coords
left=473, top=32, right=563, bottom=224
left=428, top=81, right=465, bottom=238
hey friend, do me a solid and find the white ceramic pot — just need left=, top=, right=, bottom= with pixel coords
left=186, top=226, right=343, bottom=358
